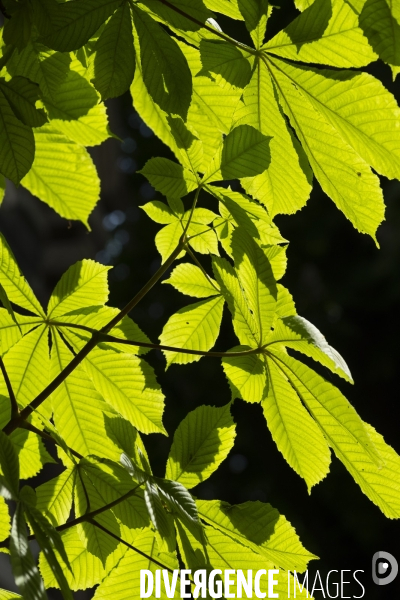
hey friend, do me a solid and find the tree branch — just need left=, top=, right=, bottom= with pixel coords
left=0, top=355, right=19, bottom=419
left=154, top=0, right=253, bottom=53
left=2, top=189, right=201, bottom=435
left=20, top=421, right=83, bottom=460
left=89, top=518, right=176, bottom=574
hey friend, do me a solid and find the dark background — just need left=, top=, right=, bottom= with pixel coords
left=1, top=2, right=400, bottom=598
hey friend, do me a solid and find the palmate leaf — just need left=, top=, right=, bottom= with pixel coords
left=11, top=426, right=54, bottom=481
left=159, top=295, right=224, bottom=366
left=48, top=259, right=111, bottom=318
left=93, top=1, right=136, bottom=100
left=42, top=59, right=111, bottom=147
left=140, top=0, right=212, bottom=33
left=0, top=89, right=34, bottom=185
left=22, top=125, right=100, bottom=226
left=0, top=284, right=21, bottom=334
left=93, top=528, right=179, bottom=600
left=267, top=57, right=385, bottom=241
left=163, top=263, right=220, bottom=298
left=166, top=403, right=236, bottom=488
left=0, top=233, right=44, bottom=317
left=132, top=6, right=192, bottom=119
left=264, top=0, right=377, bottom=68
left=35, top=0, right=123, bottom=52
left=204, top=0, right=244, bottom=20
left=10, top=504, right=47, bottom=600
left=197, top=499, right=317, bottom=572
left=263, top=357, right=331, bottom=491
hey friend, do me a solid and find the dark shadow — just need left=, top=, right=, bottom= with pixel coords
left=199, top=39, right=252, bottom=89
left=359, top=0, right=400, bottom=65
left=286, top=0, right=332, bottom=51
left=220, top=125, right=271, bottom=180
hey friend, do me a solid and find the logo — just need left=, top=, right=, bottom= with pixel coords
left=372, top=552, right=398, bottom=586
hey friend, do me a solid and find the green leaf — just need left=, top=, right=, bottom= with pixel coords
left=159, top=295, right=224, bottom=366
left=11, top=426, right=54, bottom=480
left=37, top=0, right=123, bottom=52
left=237, top=0, right=271, bottom=48
left=0, top=233, right=44, bottom=317
left=62, top=330, right=167, bottom=435
left=270, top=350, right=383, bottom=475
left=35, top=467, right=76, bottom=527
left=140, top=157, right=198, bottom=199
left=143, top=478, right=176, bottom=552
left=204, top=0, right=244, bottom=20
left=0, top=77, right=47, bottom=127
left=177, top=41, right=243, bottom=171
left=231, top=228, right=277, bottom=344
left=203, top=124, right=271, bottom=182
left=338, top=421, right=400, bottom=518
left=222, top=347, right=266, bottom=403
left=264, top=0, right=377, bottom=68
left=0, top=430, right=19, bottom=499
left=0, top=496, right=10, bottom=542
left=141, top=200, right=177, bottom=224
left=359, top=0, right=400, bottom=68
left=234, top=62, right=312, bottom=216
left=268, top=57, right=385, bottom=241
left=197, top=499, right=317, bottom=572
left=0, top=325, right=50, bottom=412
left=7, top=42, right=71, bottom=102
left=163, top=263, right=220, bottom=298
left=263, top=357, right=331, bottom=491
left=10, top=503, right=47, bottom=600
left=0, top=89, right=34, bottom=185
left=93, top=2, right=136, bottom=100
left=0, top=590, right=22, bottom=600
left=24, top=504, right=73, bottom=600
left=212, top=256, right=259, bottom=347
left=0, top=283, right=21, bottom=333
left=132, top=6, right=192, bottom=119
left=92, top=528, right=179, bottom=600
left=166, top=403, right=236, bottom=488
left=156, top=478, right=203, bottom=539
left=50, top=330, right=123, bottom=460
left=42, top=59, right=111, bottom=147
left=39, top=525, right=126, bottom=590
left=22, top=125, right=100, bottom=226
left=199, top=39, right=252, bottom=90
left=139, top=0, right=212, bottom=33
left=266, top=315, right=353, bottom=383
left=48, top=259, right=111, bottom=317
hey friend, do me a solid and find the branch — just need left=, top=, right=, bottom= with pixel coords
left=0, top=355, right=19, bottom=419
left=154, top=0, right=252, bottom=53
left=0, top=484, right=143, bottom=548
left=185, top=245, right=221, bottom=294
left=2, top=189, right=201, bottom=434
left=20, top=421, right=83, bottom=460
left=89, top=519, right=176, bottom=574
